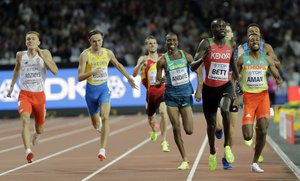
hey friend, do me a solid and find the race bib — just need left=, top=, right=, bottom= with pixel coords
left=23, top=67, right=42, bottom=84
left=246, top=69, right=264, bottom=87
left=148, top=70, right=157, bottom=86
left=92, top=67, right=108, bottom=82
left=170, top=67, right=189, bottom=86
left=208, top=62, right=229, bottom=81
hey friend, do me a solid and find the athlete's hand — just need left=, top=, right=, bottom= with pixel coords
left=6, top=86, right=13, bottom=98
left=232, top=95, right=239, bottom=108
left=276, top=78, right=283, bottom=89
left=195, top=88, right=202, bottom=102
left=92, top=69, right=103, bottom=76
left=128, top=78, right=138, bottom=89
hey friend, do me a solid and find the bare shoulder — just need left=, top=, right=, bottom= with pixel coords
left=105, top=48, right=114, bottom=56
left=41, top=49, right=52, bottom=56
left=16, top=51, right=23, bottom=57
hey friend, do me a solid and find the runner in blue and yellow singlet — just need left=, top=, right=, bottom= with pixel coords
left=78, top=30, right=137, bottom=161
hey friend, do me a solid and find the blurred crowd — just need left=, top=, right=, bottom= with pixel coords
left=0, top=0, right=299, bottom=85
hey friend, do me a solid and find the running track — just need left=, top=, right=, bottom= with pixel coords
left=0, top=113, right=299, bottom=181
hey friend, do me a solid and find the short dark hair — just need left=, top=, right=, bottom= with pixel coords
left=211, top=18, right=225, bottom=30
left=247, top=23, right=260, bottom=30
left=144, top=35, right=156, bottom=45
left=26, top=31, right=40, bottom=38
left=88, top=30, right=104, bottom=39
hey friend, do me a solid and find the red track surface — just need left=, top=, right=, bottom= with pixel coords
left=0, top=113, right=298, bottom=181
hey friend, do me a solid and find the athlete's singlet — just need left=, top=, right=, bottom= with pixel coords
left=19, top=51, right=46, bottom=92
left=241, top=52, right=268, bottom=93
left=85, top=48, right=110, bottom=85
left=164, top=50, right=193, bottom=97
left=204, top=38, right=232, bottom=87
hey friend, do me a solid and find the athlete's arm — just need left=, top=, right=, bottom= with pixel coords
left=266, top=55, right=282, bottom=88
left=155, top=56, right=166, bottom=87
left=236, top=54, right=243, bottom=73
left=195, top=64, right=203, bottom=102
left=77, top=50, right=99, bottom=81
left=7, top=52, right=22, bottom=97
left=264, top=43, right=281, bottom=68
left=37, top=48, right=58, bottom=75
left=132, top=56, right=146, bottom=77
left=190, top=39, right=210, bottom=72
left=108, top=49, right=138, bottom=89
left=230, top=52, right=239, bottom=81
left=237, top=45, right=244, bottom=57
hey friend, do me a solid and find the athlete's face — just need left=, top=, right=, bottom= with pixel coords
left=225, top=25, right=234, bottom=40
left=248, top=34, right=261, bottom=51
left=247, top=26, right=261, bottom=37
left=212, top=20, right=226, bottom=38
left=145, top=39, right=158, bottom=53
left=25, top=33, right=40, bottom=50
left=165, top=35, right=178, bottom=52
left=89, top=34, right=103, bottom=51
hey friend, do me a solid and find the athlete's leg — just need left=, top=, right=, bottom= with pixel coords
left=179, top=106, right=193, bottom=135
left=159, top=102, right=168, bottom=141
left=219, top=96, right=231, bottom=147
left=253, top=117, right=269, bottom=163
left=216, top=108, right=223, bottom=132
left=168, top=106, right=187, bottom=160
left=229, top=112, right=237, bottom=146
left=100, top=102, right=110, bottom=149
left=21, top=112, right=31, bottom=149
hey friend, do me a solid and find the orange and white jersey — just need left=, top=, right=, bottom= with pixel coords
left=19, top=51, right=46, bottom=92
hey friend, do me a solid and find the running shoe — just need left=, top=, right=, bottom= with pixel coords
left=215, top=129, right=223, bottom=139
left=209, top=154, right=217, bottom=171
left=26, top=152, right=34, bottom=163
left=150, top=131, right=158, bottom=141
left=177, top=161, right=189, bottom=170
left=251, top=163, right=264, bottom=173
left=98, top=148, right=106, bottom=161
left=32, top=133, right=39, bottom=146
left=222, top=157, right=232, bottom=170
left=161, top=140, right=170, bottom=152
left=244, top=139, right=253, bottom=147
left=224, top=146, right=235, bottom=163
left=258, top=155, right=264, bottom=163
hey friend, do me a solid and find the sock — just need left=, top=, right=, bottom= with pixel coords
left=25, top=148, right=32, bottom=154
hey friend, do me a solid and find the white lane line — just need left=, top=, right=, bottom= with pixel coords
left=0, top=119, right=146, bottom=176
left=187, top=135, right=207, bottom=181
left=0, top=116, right=124, bottom=154
left=266, top=135, right=300, bottom=180
left=0, top=118, right=90, bottom=142
left=82, top=124, right=173, bottom=181
left=0, top=117, right=65, bottom=133
left=81, top=139, right=150, bottom=181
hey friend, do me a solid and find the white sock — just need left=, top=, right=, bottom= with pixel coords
left=99, top=148, right=105, bottom=154
left=25, top=148, right=32, bottom=154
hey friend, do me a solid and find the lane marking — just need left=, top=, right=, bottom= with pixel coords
left=0, top=118, right=89, bottom=142
left=0, top=116, right=124, bottom=153
left=187, top=135, right=208, bottom=181
left=81, top=124, right=172, bottom=181
left=0, top=119, right=146, bottom=176
left=267, top=135, right=300, bottom=180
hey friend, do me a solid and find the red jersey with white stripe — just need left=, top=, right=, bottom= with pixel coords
left=140, top=54, right=165, bottom=98
left=204, top=38, right=232, bottom=87
left=19, top=51, right=46, bottom=92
